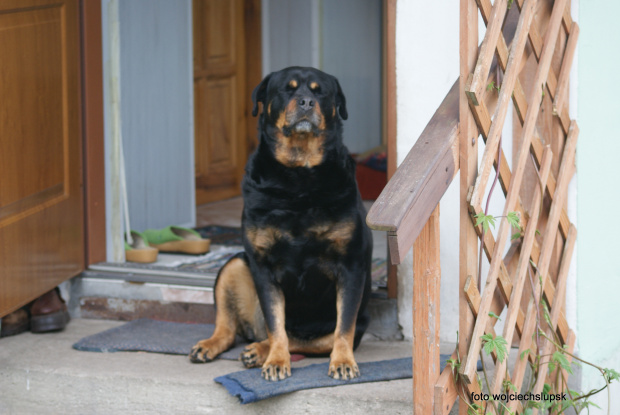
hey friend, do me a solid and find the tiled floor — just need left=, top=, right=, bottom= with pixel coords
left=196, top=197, right=387, bottom=259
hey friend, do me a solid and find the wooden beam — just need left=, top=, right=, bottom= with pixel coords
left=553, top=22, right=580, bottom=116
left=466, top=0, right=508, bottom=105
left=412, top=207, right=441, bottom=414
left=489, top=146, right=553, bottom=397
left=514, top=0, right=572, bottom=134
left=508, top=225, right=577, bottom=414
left=82, top=0, right=107, bottom=266
left=434, top=351, right=458, bottom=415
left=468, top=0, right=537, bottom=211
left=458, top=1, right=478, bottom=413
left=366, top=81, right=459, bottom=264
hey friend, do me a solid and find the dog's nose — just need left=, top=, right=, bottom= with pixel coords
left=297, top=97, right=314, bottom=111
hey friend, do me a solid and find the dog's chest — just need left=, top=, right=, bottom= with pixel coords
left=245, top=217, right=356, bottom=260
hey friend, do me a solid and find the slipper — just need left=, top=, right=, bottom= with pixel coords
left=125, top=230, right=159, bottom=263
left=142, top=226, right=211, bottom=255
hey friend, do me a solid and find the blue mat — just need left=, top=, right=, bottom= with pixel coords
left=72, top=318, right=246, bottom=360
left=216, top=356, right=449, bottom=404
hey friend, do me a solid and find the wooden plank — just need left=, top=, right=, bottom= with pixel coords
left=459, top=0, right=478, bottom=412
left=412, top=206, right=441, bottom=414
left=507, top=297, right=540, bottom=412
left=82, top=0, right=107, bottom=266
left=461, top=0, right=568, bottom=382
left=516, top=225, right=577, bottom=415
left=514, top=0, right=572, bottom=134
left=475, top=0, right=530, bottom=126
left=466, top=0, right=508, bottom=105
left=530, top=135, right=572, bottom=240
left=367, top=81, right=459, bottom=264
left=383, top=0, right=397, bottom=299
left=553, top=329, right=576, bottom=415
left=466, top=6, right=572, bottom=242
left=489, top=146, right=553, bottom=397
left=384, top=0, right=397, bottom=180
left=506, top=126, right=578, bottom=412
left=434, top=351, right=458, bottom=415
left=553, top=22, right=580, bottom=116
left=468, top=0, right=537, bottom=211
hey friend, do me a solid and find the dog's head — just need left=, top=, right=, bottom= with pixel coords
left=251, top=67, right=348, bottom=168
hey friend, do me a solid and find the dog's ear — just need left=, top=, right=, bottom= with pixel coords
left=251, top=73, right=272, bottom=117
left=334, top=78, right=348, bottom=120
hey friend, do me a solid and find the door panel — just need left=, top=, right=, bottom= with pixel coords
left=0, top=0, right=84, bottom=316
left=193, top=0, right=246, bottom=205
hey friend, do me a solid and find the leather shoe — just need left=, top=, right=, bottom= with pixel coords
left=30, top=288, right=71, bottom=333
left=0, top=308, right=29, bottom=338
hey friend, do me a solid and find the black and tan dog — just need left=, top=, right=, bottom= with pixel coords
left=189, top=66, right=372, bottom=381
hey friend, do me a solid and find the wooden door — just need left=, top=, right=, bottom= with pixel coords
left=0, top=0, right=84, bottom=316
left=193, top=0, right=251, bottom=205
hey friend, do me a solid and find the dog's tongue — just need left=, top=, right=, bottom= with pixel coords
left=294, top=120, right=312, bottom=133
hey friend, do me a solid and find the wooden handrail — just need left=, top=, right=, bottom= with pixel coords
left=365, top=7, right=521, bottom=265
left=366, top=80, right=459, bottom=264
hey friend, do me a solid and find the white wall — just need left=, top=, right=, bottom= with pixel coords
left=395, top=0, right=461, bottom=342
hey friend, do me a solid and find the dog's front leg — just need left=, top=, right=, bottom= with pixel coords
left=255, top=283, right=291, bottom=381
left=329, top=280, right=364, bottom=380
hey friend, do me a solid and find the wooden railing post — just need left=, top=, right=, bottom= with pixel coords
left=459, top=0, right=478, bottom=413
left=412, top=206, right=440, bottom=413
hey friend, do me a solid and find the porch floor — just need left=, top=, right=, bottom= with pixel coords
left=0, top=318, right=429, bottom=414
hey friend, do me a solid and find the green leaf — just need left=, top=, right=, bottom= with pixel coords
left=511, top=232, right=522, bottom=241
left=506, top=211, right=522, bottom=230
left=604, top=367, right=620, bottom=383
left=542, top=299, right=553, bottom=329
left=487, top=81, right=494, bottom=91
left=535, top=229, right=541, bottom=236
left=489, top=311, right=501, bottom=321
left=468, top=403, right=483, bottom=415
left=503, top=379, right=517, bottom=393
left=520, top=349, right=531, bottom=360
left=552, top=351, right=574, bottom=375
left=481, top=333, right=508, bottom=363
left=474, top=212, right=496, bottom=233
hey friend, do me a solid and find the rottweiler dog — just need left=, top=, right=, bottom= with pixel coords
left=189, top=66, right=372, bottom=381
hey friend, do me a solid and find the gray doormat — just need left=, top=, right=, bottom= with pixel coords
left=72, top=318, right=246, bottom=360
left=216, top=356, right=447, bottom=404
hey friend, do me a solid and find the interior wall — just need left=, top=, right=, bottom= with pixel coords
left=261, top=0, right=382, bottom=154
left=102, top=0, right=195, bottom=261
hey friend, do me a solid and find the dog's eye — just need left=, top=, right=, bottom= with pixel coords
left=288, top=80, right=298, bottom=89
left=309, top=82, right=320, bottom=92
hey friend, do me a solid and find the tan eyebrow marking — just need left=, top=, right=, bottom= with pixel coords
left=288, top=79, right=298, bottom=88
left=310, top=82, right=319, bottom=90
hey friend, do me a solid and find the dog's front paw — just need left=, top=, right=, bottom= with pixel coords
left=189, top=339, right=222, bottom=363
left=241, top=341, right=270, bottom=368
left=328, top=345, right=360, bottom=380
left=261, top=347, right=291, bottom=381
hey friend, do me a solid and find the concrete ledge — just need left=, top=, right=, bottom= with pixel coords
left=0, top=319, right=414, bottom=414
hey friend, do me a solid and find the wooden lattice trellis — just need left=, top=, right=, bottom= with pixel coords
left=367, top=1, right=580, bottom=413
left=454, top=0, right=580, bottom=413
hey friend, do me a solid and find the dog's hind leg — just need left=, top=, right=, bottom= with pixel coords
left=189, top=253, right=263, bottom=363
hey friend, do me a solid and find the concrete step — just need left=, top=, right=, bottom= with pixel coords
left=0, top=319, right=416, bottom=414
left=68, top=271, right=402, bottom=341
